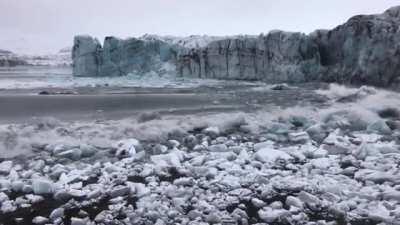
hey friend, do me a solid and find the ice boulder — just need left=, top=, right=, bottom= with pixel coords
left=32, top=179, right=54, bottom=195
left=254, top=141, right=275, bottom=151
left=288, top=132, right=310, bottom=143
left=353, top=142, right=398, bottom=160
left=114, top=139, right=142, bottom=158
left=258, top=207, right=290, bottom=223
left=310, top=158, right=331, bottom=169
left=0, top=161, right=13, bottom=174
left=71, top=217, right=88, bottom=225
left=367, top=120, right=392, bottom=135
left=203, top=126, right=220, bottom=137
left=79, top=144, right=97, bottom=157
left=49, top=208, right=65, bottom=221
left=208, top=144, right=229, bottom=152
left=306, top=123, right=328, bottom=143
left=323, top=109, right=378, bottom=131
left=254, top=147, right=292, bottom=163
left=285, top=196, right=303, bottom=209
left=150, top=150, right=184, bottom=168
left=0, top=192, right=8, bottom=202
left=56, top=148, right=82, bottom=160
left=32, top=216, right=49, bottom=224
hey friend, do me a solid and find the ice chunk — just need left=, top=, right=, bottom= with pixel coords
left=356, top=170, right=399, bottom=184
left=258, top=207, right=290, bottom=223
left=367, top=120, right=392, bottom=135
left=251, top=198, right=266, bottom=208
left=114, top=139, right=141, bottom=157
left=208, top=144, right=228, bottom=152
left=71, top=217, right=87, bottom=225
left=267, top=122, right=291, bottom=135
left=168, top=140, right=180, bottom=148
left=133, top=183, right=150, bottom=197
left=11, top=181, right=24, bottom=192
left=285, top=196, right=303, bottom=209
left=49, top=208, right=64, bottom=221
left=312, top=148, right=328, bottom=158
left=298, top=191, right=320, bottom=205
left=79, top=144, right=97, bottom=157
left=310, top=158, right=331, bottom=169
left=368, top=203, right=391, bottom=222
left=150, top=151, right=183, bottom=168
left=0, top=192, right=9, bottom=202
left=109, top=185, right=130, bottom=198
left=25, top=194, right=44, bottom=204
left=189, top=155, right=205, bottom=166
left=58, top=171, right=81, bottom=184
left=68, top=189, right=86, bottom=199
left=306, top=123, right=328, bottom=143
left=254, top=141, right=274, bottom=151
left=288, top=132, right=310, bottom=143
left=382, top=190, right=400, bottom=201
left=32, top=216, right=49, bottom=224
left=353, top=142, right=397, bottom=160
left=0, top=200, right=16, bottom=213
left=173, top=177, right=194, bottom=186
left=203, top=126, right=220, bottom=137
left=51, top=144, right=75, bottom=155
left=87, top=189, right=102, bottom=199
left=321, top=131, right=352, bottom=155
left=0, top=161, right=13, bottom=174
left=56, top=148, right=82, bottom=160
left=254, top=147, right=292, bottom=163
left=32, top=179, right=54, bottom=195
left=323, top=109, right=376, bottom=131
left=0, top=179, right=11, bottom=190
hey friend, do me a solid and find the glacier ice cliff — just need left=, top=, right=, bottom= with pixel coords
left=73, top=6, right=400, bottom=87
left=72, top=35, right=177, bottom=77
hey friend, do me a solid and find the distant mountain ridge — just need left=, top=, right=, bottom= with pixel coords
left=0, top=49, right=28, bottom=67
left=0, top=47, right=72, bottom=67
left=0, top=49, right=13, bottom=55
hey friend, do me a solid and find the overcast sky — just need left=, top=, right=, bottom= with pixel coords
left=0, top=0, right=398, bottom=54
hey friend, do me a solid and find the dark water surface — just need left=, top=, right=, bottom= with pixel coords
left=0, top=66, right=328, bottom=124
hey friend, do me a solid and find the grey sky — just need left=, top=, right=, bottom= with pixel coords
left=0, top=0, right=398, bottom=54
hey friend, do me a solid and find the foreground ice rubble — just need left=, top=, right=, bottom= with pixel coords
left=0, top=86, right=400, bottom=224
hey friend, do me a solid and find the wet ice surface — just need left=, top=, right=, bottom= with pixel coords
left=1, top=67, right=400, bottom=225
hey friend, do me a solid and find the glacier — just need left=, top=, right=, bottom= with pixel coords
left=73, top=6, right=400, bottom=87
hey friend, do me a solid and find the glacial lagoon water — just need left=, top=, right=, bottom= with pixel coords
left=0, top=66, right=327, bottom=123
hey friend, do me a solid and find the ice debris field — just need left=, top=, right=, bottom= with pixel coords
left=0, top=84, right=400, bottom=225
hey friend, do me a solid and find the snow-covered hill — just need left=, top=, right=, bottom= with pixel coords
left=20, top=47, right=72, bottom=67
left=0, top=49, right=28, bottom=67
left=0, top=47, right=72, bottom=67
